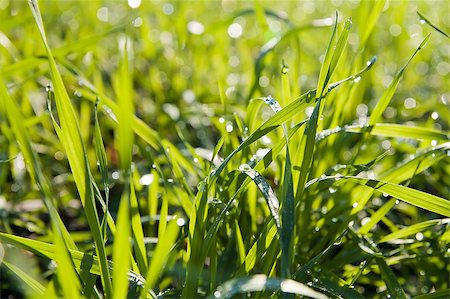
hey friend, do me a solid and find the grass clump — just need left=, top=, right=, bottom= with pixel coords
left=0, top=1, right=449, bottom=298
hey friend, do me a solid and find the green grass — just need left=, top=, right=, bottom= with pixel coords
left=0, top=1, right=449, bottom=298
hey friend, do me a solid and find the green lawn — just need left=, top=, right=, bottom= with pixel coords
left=0, top=0, right=449, bottom=298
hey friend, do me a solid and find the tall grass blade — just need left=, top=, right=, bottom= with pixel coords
left=112, top=188, right=131, bottom=299
left=369, top=35, right=430, bottom=125
left=28, top=0, right=112, bottom=296
left=130, top=178, right=148, bottom=274
left=94, top=99, right=110, bottom=241
left=140, top=217, right=180, bottom=298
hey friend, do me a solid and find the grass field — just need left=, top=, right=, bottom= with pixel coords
left=0, top=0, right=449, bottom=298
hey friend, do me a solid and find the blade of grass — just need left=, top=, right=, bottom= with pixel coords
left=417, top=11, right=449, bottom=39
left=379, top=219, right=450, bottom=243
left=94, top=99, right=110, bottom=242
left=130, top=178, right=148, bottom=275
left=114, top=36, right=134, bottom=176
left=28, top=1, right=112, bottom=296
left=140, top=217, right=180, bottom=298
left=208, top=274, right=327, bottom=299
left=369, top=35, right=430, bottom=126
left=307, top=176, right=450, bottom=217
left=112, top=187, right=131, bottom=299
left=375, top=257, right=406, bottom=299
left=1, top=260, right=46, bottom=295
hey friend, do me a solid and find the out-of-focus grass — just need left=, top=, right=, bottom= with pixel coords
left=0, top=0, right=449, bottom=298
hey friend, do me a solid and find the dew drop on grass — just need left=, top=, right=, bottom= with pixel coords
left=395, top=200, right=400, bottom=204
left=431, top=140, right=438, bottom=146
left=329, top=187, right=337, bottom=194
left=415, top=232, right=424, bottom=241
left=352, top=202, right=359, bottom=208
left=353, top=76, right=361, bottom=83
left=281, top=65, right=289, bottom=74
left=139, top=173, right=154, bottom=185
left=176, top=218, right=186, bottom=226
left=74, top=90, right=82, bottom=97
left=431, top=112, right=439, bottom=120
left=420, top=19, right=426, bottom=24
left=331, top=217, right=338, bottom=223
left=214, top=291, right=221, bottom=298
left=151, top=163, right=156, bottom=169
left=193, top=157, right=199, bottom=163
left=167, top=178, right=174, bottom=183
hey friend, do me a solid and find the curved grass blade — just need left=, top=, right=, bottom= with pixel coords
left=379, top=219, right=450, bottom=243
left=208, top=274, right=327, bottom=299
left=369, top=35, right=430, bottom=125
left=28, top=0, right=112, bottom=296
left=307, top=176, right=450, bottom=217
left=238, top=164, right=281, bottom=229
left=417, top=11, right=449, bottom=39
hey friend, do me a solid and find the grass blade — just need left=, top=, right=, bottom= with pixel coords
left=141, top=217, right=180, bottom=298
left=379, top=219, right=450, bottom=243
left=308, top=176, right=450, bottom=217
left=375, top=257, right=406, bottom=299
left=369, top=35, right=430, bottom=125
left=209, top=274, right=327, bottom=299
left=28, top=0, right=112, bottom=295
left=112, top=187, right=131, bottom=299
left=417, top=11, right=449, bottom=39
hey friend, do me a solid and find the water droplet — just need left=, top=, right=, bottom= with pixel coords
left=226, top=121, right=233, bottom=133
left=74, top=90, right=82, bottom=97
left=332, top=217, right=338, bottom=223
left=193, top=157, right=199, bottom=163
left=395, top=200, right=400, bottom=204
left=352, top=202, right=359, bottom=208
left=139, top=173, right=154, bottom=186
left=45, top=84, right=52, bottom=92
left=359, top=260, right=367, bottom=269
left=214, top=291, right=221, bottom=298
left=431, top=112, right=439, bottom=120
left=151, top=163, right=156, bottom=169
left=415, top=232, right=424, bottom=241
left=281, top=65, right=289, bottom=74
left=167, top=178, right=174, bottom=183
left=353, top=76, right=361, bottom=83
left=329, top=187, right=337, bottom=194
left=319, top=115, right=324, bottom=120
left=218, top=117, right=225, bottom=123
left=176, top=218, right=186, bottom=226
left=312, top=278, right=319, bottom=283
left=431, top=140, right=438, bottom=146
left=420, top=19, right=426, bottom=24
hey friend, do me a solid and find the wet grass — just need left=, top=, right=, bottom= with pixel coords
left=0, top=1, right=449, bottom=298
